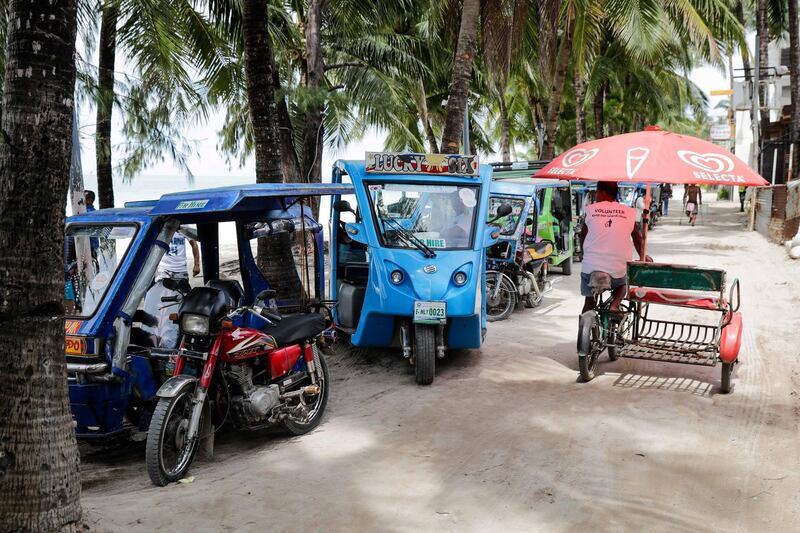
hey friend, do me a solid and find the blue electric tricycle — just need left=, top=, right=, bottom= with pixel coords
left=63, top=183, right=352, bottom=439
left=328, top=152, right=511, bottom=385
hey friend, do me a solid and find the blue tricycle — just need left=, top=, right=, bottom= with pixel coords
left=64, top=183, right=352, bottom=439
left=328, top=152, right=511, bottom=384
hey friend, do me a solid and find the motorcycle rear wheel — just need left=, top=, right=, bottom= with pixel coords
left=146, top=389, right=199, bottom=486
left=282, top=350, right=330, bottom=435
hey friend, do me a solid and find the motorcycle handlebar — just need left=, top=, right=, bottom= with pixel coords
left=161, top=295, right=180, bottom=303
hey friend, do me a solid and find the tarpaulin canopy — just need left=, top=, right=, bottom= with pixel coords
left=535, top=126, right=769, bottom=187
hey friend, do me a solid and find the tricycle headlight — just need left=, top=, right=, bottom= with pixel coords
left=453, top=272, right=467, bottom=286
left=181, top=313, right=209, bottom=335
left=390, top=270, right=404, bottom=284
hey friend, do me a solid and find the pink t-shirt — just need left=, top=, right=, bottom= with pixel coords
left=581, top=201, right=636, bottom=278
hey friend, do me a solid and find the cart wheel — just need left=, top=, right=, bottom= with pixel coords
left=577, top=312, right=601, bottom=382
left=561, top=256, right=572, bottom=276
left=720, top=361, right=734, bottom=394
left=414, top=324, right=436, bottom=385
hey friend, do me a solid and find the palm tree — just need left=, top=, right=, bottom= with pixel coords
left=96, top=0, right=117, bottom=208
left=0, top=0, right=81, bottom=530
left=441, top=0, right=481, bottom=152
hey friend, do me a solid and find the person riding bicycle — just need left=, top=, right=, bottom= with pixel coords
left=579, top=181, right=650, bottom=314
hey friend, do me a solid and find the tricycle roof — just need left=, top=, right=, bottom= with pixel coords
left=490, top=177, right=566, bottom=197
left=67, top=182, right=354, bottom=224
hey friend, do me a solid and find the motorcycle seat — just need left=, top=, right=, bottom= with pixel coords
left=261, top=313, right=326, bottom=346
left=528, top=241, right=554, bottom=260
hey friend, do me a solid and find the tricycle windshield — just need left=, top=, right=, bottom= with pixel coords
left=64, top=224, right=137, bottom=317
left=366, top=182, right=479, bottom=250
left=489, top=196, right=526, bottom=236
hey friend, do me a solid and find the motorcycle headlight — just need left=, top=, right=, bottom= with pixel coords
left=453, top=271, right=467, bottom=286
left=181, top=313, right=209, bottom=336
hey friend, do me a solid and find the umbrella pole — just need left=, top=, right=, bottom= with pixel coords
left=642, top=183, right=651, bottom=258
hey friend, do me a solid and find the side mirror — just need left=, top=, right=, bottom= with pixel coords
left=488, top=203, right=513, bottom=223
left=343, top=222, right=368, bottom=245
left=333, top=200, right=354, bottom=213
left=483, top=226, right=501, bottom=248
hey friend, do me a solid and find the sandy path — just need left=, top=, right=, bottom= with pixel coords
left=80, top=198, right=800, bottom=532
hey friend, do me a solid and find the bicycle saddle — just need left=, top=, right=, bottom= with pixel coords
left=528, top=241, right=554, bottom=260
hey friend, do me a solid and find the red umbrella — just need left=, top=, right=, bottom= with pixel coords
left=535, top=126, right=768, bottom=187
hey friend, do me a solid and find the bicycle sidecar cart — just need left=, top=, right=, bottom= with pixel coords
left=578, top=262, right=743, bottom=393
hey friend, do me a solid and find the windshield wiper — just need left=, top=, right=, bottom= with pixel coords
left=380, top=216, right=437, bottom=258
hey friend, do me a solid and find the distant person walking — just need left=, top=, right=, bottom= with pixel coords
left=158, top=229, right=200, bottom=281
left=84, top=190, right=96, bottom=212
left=684, top=184, right=702, bottom=226
left=739, top=185, right=747, bottom=212
left=660, top=183, right=672, bottom=216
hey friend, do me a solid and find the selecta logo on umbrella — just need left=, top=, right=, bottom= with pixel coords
left=561, top=148, right=599, bottom=168
left=677, top=150, right=735, bottom=173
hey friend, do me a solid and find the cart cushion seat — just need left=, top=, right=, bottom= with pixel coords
left=628, top=286, right=726, bottom=311
left=261, top=313, right=326, bottom=346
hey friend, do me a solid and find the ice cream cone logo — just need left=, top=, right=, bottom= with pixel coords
left=626, top=147, right=650, bottom=178
left=562, top=148, right=599, bottom=167
left=677, top=150, right=734, bottom=173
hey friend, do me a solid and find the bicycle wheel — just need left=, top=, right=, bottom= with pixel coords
left=577, top=312, right=602, bottom=382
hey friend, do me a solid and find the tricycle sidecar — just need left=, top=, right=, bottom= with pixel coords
left=64, top=183, right=352, bottom=439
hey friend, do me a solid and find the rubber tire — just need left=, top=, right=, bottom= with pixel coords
left=486, top=272, right=516, bottom=322
left=146, top=390, right=199, bottom=486
left=414, top=324, right=436, bottom=385
left=577, top=313, right=600, bottom=382
left=561, top=256, right=572, bottom=276
left=720, top=361, right=734, bottom=394
left=282, top=351, right=330, bottom=435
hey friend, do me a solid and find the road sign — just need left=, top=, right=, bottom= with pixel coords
left=710, top=89, right=734, bottom=96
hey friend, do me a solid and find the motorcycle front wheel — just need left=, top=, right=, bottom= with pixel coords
left=486, top=271, right=516, bottom=322
left=146, top=388, right=199, bottom=486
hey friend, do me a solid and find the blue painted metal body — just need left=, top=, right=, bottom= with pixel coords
left=329, top=160, right=496, bottom=350
left=486, top=181, right=537, bottom=269
left=65, top=183, right=352, bottom=438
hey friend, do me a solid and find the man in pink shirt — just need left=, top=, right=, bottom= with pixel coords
left=579, top=181, right=650, bottom=313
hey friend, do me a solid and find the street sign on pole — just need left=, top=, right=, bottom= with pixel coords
left=710, top=89, right=734, bottom=96
left=710, top=123, right=732, bottom=141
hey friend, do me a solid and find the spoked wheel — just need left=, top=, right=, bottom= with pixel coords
left=282, top=347, right=330, bottom=435
left=486, top=271, right=516, bottom=322
left=577, top=312, right=602, bottom=382
left=720, top=361, right=735, bottom=394
left=146, top=388, right=200, bottom=486
left=414, top=324, right=436, bottom=385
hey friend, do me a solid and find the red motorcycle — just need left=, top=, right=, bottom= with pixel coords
left=145, top=280, right=329, bottom=486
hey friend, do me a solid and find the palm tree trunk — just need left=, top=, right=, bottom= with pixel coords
left=734, top=1, right=752, bottom=83
left=498, top=94, right=511, bottom=162
left=440, top=0, right=481, bottom=153
left=575, top=74, right=587, bottom=143
left=417, top=79, right=439, bottom=153
left=0, top=1, right=81, bottom=530
left=593, top=81, right=606, bottom=139
left=300, top=0, right=324, bottom=191
left=542, top=16, right=574, bottom=159
left=756, top=0, right=770, bottom=168
left=95, top=0, right=117, bottom=209
left=242, top=0, right=302, bottom=301
left=788, top=0, right=800, bottom=179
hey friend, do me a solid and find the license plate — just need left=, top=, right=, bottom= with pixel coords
left=413, top=301, right=446, bottom=324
